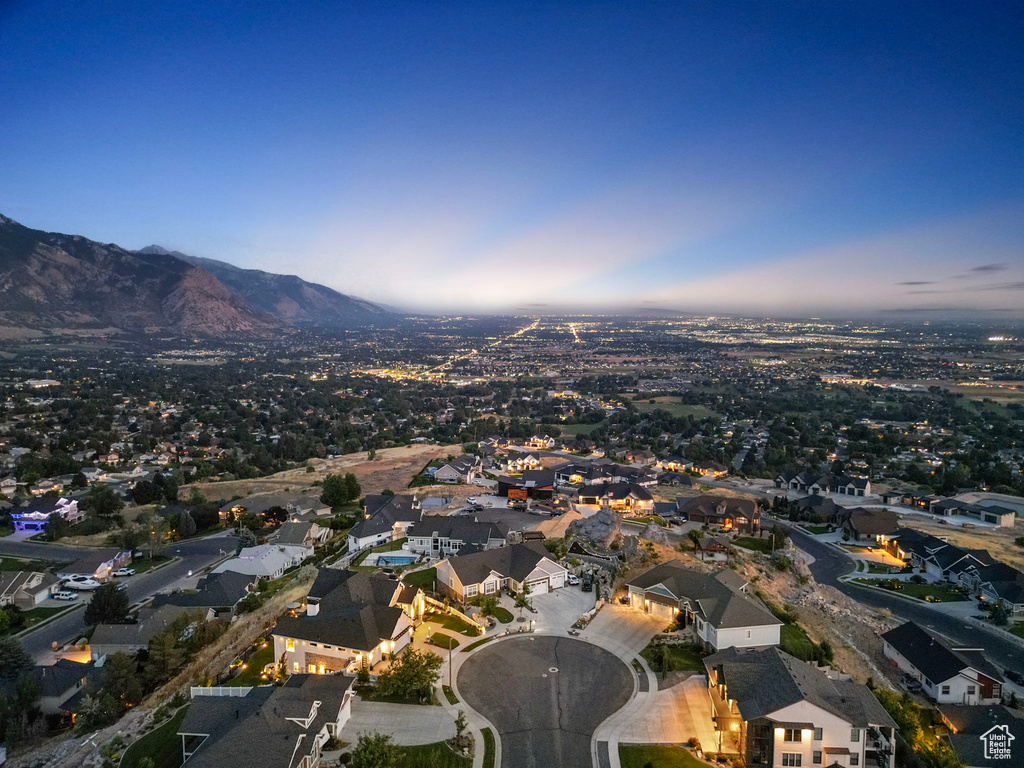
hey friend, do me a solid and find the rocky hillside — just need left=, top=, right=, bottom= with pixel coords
left=0, top=214, right=283, bottom=337
left=137, top=246, right=389, bottom=327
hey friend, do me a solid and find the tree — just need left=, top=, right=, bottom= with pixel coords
left=367, top=448, right=377, bottom=461
left=687, top=529, right=703, bottom=553
left=991, top=604, right=1010, bottom=626
left=84, top=583, right=130, bottom=625
left=236, top=527, right=257, bottom=553
left=80, top=484, right=124, bottom=518
left=0, top=638, right=31, bottom=680
left=320, top=474, right=350, bottom=508
left=138, top=511, right=169, bottom=558
left=454, top=709, right=467, bottom=740
left=144, top=628, right=186, bottom=686
left=111, top=523, right=146, bottom=552
left=830, top=459, right=846, bottom=476
left=374, top=648, right=443, bottom=703
left=43, top=511, right=70, bottom=541
left=515, top=582, right=532, bottom=619
left=76, top=690, right=121, bottom=730
left=344, top=472, right=361, bottom=501
left=177, top=509, right=197, bottom=538
left=102, top=652, right=143, bottom=706
left=348, top=732, right=401, bottom=768
left=769, top=524, right=788, bottom=550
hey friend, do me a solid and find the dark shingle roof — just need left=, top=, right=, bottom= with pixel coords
left=881, top=622, right=1004, bottom=685
left=350, top=495, right=422, bottom=539
left=445, top=541, right=555, bottom=585
left=704, top=646, right=897, bottom=728
left=940, top=705, right=1024, bottom=768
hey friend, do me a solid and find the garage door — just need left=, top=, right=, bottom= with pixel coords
left=527, top=578, right=550, bottom=593
left=649, top=601, right=677, bottom=620
left=548, top=572, right=565, bottom=589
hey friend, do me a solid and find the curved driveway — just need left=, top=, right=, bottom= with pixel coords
left=784, top=523, right=1024, bottom=674
left=458, top=635, right=633, bottom=768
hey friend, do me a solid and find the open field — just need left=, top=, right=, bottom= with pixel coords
left=629, top=397, right=716, bottom=420
left=190, top=443, right=463, bottom=501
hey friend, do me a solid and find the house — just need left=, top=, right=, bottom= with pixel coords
left=58, top=550, right=132, bottom=582
left=937, top=705, right=1023, bottom=768
left=213, top=544, right=310, bottom=579
left=272, top=569, right=424, bottom=674
left=553, top=461, right=613, bottom=486
left=496, top=470, right=555, bottom=501
left=692, top=535, right=733, bottom=562
left=970, top=564, right=1024, bottom=617
left=346, top=494, right=422, bottom=552
left=680, top=495, right=761, bottom=534
left=149, top=571, right=257, bottom=617
left=625, top=449, right=656, bottom=466
left=930, top=499, right=1017, bottom=528
left=877, top=528, right=991, bottom=581
left=11, top=496, right=84, bottom=532
left=435, top=541, right=568, bottom=601
left=626, top=562, right=781, bottom=650
left=705, top=646, right=897, bottom=768
left=0, top=476, right=17, bottom=496
left=505, top=452, right=542, bottom=473
left=695, top=461, right=729, bottom=478
left=789, top=495, right=841, bottom=524
left=524, top=435, right=555, bottom=450
left=577, top=482, right=654, bottom=514
left=178, top=675, right=355, bottom=768
left=432, top=453, right=482, bottom=484
left=90, top=604, right=208, bottom=658
left=656, top=456, right=693, bottom=473
left=12, top=658, right=103, bottom=716
left=0, top=571, right=60, bottom=609
left=775, top=471, right=871, bottom=497
left=274, top=521, right=331, bottom=548
left=881, top=622, right=1004, bottom=705
left=218, top=491, right=326, bottom=524
left=838, top=508, right=899, bottom=542
left=406, top=517, right=508, bottom=558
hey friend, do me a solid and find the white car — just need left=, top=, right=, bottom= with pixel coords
left=113, top=568, right=136, bottom=577
left=51, top=590, right=79, bottom=601
left=467, top=496, right=477, bottom=503
left=566, top=574, right=580, bottom=586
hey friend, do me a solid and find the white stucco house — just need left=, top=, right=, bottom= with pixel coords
left=213, top=544, right=310, bottom=579
left=435, top=541, right=567, bottom=601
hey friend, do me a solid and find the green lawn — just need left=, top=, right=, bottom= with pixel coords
left=120, top=706, right=189, bottom=768
left=402, top=567, right=437, bottom=592
left=733, top=536, right=774, bottom=554
left=442, top=684, right=459, bottom=704
left=867, top=563, right=897, bottom=574
left=227, top=644, right=275, bottom=686
left=851, top=578, right=968, bottom=602
left=805, top=525, right=830, bottom=535
left=559, top=422, right=603, bottom=435
left=429, top=633, right=461, bottom=650
left=781, top=623, right=817, bottom=661
left=640, top=642, right=705, bottom=672
left=619, top=744, right=707, bottom=768
left=22, top=605, right=67, bottom=629
left=461, top=637, right=493, bottom=653
left=632, top=401, right=716, bottom=420
left=1010, top=623, right=1024, bottom=639
left=116, top=555, right=172, bottom=574
left=491, top=606, right=514, bottom=624
left=350, top=537, right=409, bottom=569
left=627, top=515, right=669, bottom=527
left=0, top=556, right=50, bottom=571
left=425, top=611, right=480, bottom=636
left=481, top=728, right=496, bottom=768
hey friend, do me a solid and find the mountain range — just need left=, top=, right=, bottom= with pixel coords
left=0, top=214, right=388, bottom=338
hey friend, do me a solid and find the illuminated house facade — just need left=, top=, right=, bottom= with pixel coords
left=705, top=646, right=897, bottom=768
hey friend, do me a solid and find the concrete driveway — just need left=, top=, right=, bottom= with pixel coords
left=579, top=604, right=666, bottom=659
left=610, top=675, right=717, bottom=750
left=340, top=700, right=457, bottom=745
left=519, top=584, right=596, bottom=634
left=458, top=635, right=634, bottom=768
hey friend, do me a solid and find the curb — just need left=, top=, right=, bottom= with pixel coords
left=14, top=602, right=84, bottom=638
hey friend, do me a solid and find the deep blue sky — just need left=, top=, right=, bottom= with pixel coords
left=2, top=1, right=1022, bottom=315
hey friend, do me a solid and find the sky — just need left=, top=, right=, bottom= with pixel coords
left=1, top=1, right=1023, bottom=317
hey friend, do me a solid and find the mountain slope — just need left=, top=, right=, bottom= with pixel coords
left=137, top=246, right=389, bottom=326
left=0, top=215, right=283, bottom=337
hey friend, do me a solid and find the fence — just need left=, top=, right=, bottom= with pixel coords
left=190, top=685, right=253, bottom=698
left=423, top=594, right=486, bottom=634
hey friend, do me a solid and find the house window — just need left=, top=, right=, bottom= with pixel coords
left=292, top=661, right=300, bottom=672
left=967, top=685, right=976, bottom=695
left=940, top=685, right=950, bottom=695
left=286, top=639, right=295, bottom=652
left=813, top=728, right=822, bottom=741
left=850, top=755, right=859, bottom=766
left=813, top=752, right=822, bottom=765
left=308, top=663, right=316, bottom=673
left=310, top=642, right=318, bottom=647
left=782, top=754, right=802, bottom=767
left=851, top=728, right=861, bottom=742
left=784, top=729, right=802, bottom=743
left=466, top=585, right=478, bottom=598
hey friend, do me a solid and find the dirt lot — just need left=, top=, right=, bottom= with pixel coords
left=895, top=513, right=1024, bottom=571
left=60, top=503, right=162, bottom=547
left=189, top=443, right=464, bottom=502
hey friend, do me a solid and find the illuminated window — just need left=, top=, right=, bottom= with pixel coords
left=286, top=639, right=295, bottom=652
left=784, top=729, right=802, bottom=742
left=292, top=662, right=300, bottom=672
left=782, top=754, right=802, bottom=767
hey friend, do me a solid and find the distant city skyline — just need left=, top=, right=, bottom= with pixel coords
left=2, top=1, right=1022, bottom=316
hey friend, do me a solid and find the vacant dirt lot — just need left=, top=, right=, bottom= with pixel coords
left=190, top=443, right=464, bottom=502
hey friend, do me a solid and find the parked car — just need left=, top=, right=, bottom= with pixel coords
left=51, top=591, right=78, bottom=601
left=899, top=674, right=922, bottom=692
left=113, top=568, right=136, bottom=577
left=581, top=573, right=593, bottom=592
left=566, top=574, right=580, bottom=586
left=467, top=497, right=477, bottom=503
left=1006, top=669, right=1024, bottom=686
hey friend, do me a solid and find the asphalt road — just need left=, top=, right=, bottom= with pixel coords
left=783, top=523, right=1024, bottom=676
left=7, top=531, right=235, bottom=660
left=458, top=636, right=633, bottom=768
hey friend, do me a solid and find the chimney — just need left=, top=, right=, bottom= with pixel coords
left=306, top=598, right=320, bottom=617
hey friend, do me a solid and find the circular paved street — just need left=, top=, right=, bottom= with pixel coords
left=458, top=635, right=633, bottom=768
